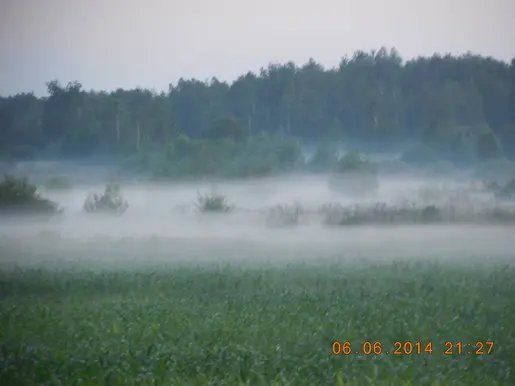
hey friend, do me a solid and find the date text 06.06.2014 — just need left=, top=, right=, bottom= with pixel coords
left=331, top=341, right=495, bottom=356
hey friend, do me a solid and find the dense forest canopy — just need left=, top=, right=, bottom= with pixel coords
left=1, top=47, right=514, bottom=168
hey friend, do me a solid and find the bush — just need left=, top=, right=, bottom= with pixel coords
left=233, top=154, right=279, bottom=177
left=195, top=189, right=233, bottom=213
left=328, top=151, right=379, bottom=198
left=0, top=174, right=60, bottom=215
left=320, top=200, right=515, bottom=226
left=307, top=142, right=339, bottom=172
left=401, top=143, right=440, bottom=167
left=321, top=202, right=443, bottom=226
left=486, top=178, right=515, bottom=200
left=140, top=133, right=304, bottom=180
left=266, top=203, right=302, bottom=228
left=83, top=182, right=129, bottom=215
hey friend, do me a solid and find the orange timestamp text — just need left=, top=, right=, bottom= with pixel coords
left=332, top=341, right=433, bottom=356
left=331, top=341, right=495, bottom=356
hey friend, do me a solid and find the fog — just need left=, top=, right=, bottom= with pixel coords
left=1, top=161, right=514, bottom=269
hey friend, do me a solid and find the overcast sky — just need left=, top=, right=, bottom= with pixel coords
left=1, top=0, right=514, bottom=96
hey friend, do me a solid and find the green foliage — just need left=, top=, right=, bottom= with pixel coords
left=476, top=132, right=504, bottom=162
left=308, top=142, right=339, bottom=172
left=42, top=175, right=71, bottom=190
left=195, top=189, right=233, bottom=213
left=232, top=155, right=278, bottom=177
left=140, top=133, right=303, bottom=180
left=83, top=182, right=129, bottom=214
left=334, top=151, right=376, bottom=173
left=499, top=124, right=515, bottom=161
left=61, top=127, right=102, bottom=157
left=266, top=203, right=302, bottom=227
left=274, top=139, right=303, bottom=170
left=328, top=152, right=379, bottom=197
left=498, top=179, right=515, bottom=199
left=485, top=178, right=515, bottom=200
left=0, top=261, right=513, bottom=384
left=323, top=203, right=444, bottom=225
left=445, top=131, right=479, bottom=166
left=401, top=143, right=440, bottom=167
left=2, top=49, right=515, bottom=164
left=203, top=116, right=249, bottom=143
left=0, top=174, right=60, bottom=214
left=118, top=150, right=162, bottom=174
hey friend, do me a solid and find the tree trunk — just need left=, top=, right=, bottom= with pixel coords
left=136, top=122, right=141, bottom=152
left=286, top=108, right=291, bottom=134
left=116, top=115, right=121, bottom=142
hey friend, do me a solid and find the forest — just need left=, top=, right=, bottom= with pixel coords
left=1, top=47, right=514, bottom=178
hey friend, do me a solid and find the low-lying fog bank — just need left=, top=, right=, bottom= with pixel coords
left=2, top=172, right=514, bottom=268
left=1, top=223, right=514, bottom=268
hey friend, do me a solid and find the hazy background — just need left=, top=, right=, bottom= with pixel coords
left=1, top=0, right=514, bottom=96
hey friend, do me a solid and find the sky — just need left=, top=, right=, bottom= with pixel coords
left=0, top=0, right=514, bottom=96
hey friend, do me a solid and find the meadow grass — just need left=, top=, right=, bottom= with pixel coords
left=1, top=259, right=514, bottom=385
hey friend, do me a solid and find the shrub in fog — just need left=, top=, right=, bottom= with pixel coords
left=307, top=142, right=339, bottom=172
left=195, top=189, right=233, bottom=213
left=321, top=202, right=441, bottom=226
left=265, top=203, right=303, bottom=228
left=83, top=182, right=129, bottom=215
left=485, top=178, right=515, bottom=200
left=0, top=174, right=61, bottom=216
left=328, top=151, right=379, bottom=198
left=319, top=199, right=515, bottom=226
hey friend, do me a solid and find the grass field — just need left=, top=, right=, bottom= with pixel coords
left=1, top=257, right=514, bottom=385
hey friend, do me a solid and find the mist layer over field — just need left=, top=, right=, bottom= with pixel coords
left=1, top=168, right=514, bottom=267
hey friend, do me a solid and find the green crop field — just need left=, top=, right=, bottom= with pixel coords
left=1, top=257, right=514, bottom=385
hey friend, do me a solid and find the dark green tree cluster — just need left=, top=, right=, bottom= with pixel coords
left=0, top=174, right=60, bottom=215
left=134, top=129, right=303, bottom=179
left=1, top=47, right=514, bottom=167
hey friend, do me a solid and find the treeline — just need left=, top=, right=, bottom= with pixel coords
left=1, top=47, right=514, bottom=162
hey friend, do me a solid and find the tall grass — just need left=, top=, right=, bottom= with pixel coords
left=1, top=260, right=513, bottom=385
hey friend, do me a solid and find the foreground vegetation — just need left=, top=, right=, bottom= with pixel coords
left=0, top=260, right=513, bottom=385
